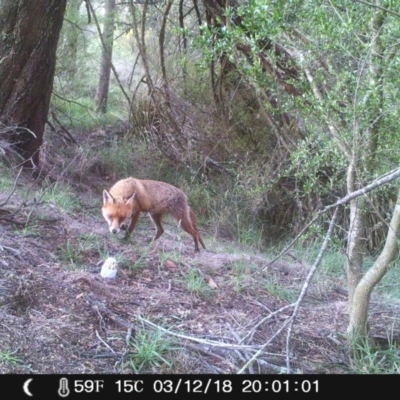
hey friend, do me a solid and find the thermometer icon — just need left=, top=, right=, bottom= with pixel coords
left=58, top=377, right=70, bottom=397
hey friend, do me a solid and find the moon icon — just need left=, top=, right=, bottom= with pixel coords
left=23, top=379, right=33, bottom=397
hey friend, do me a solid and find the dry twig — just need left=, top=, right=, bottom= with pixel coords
left=285, top=207, right=338, bottom=373
left=95, top=329, right=116, bottom=354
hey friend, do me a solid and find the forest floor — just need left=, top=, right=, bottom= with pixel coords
left=1, top=133, right=400, bottom=374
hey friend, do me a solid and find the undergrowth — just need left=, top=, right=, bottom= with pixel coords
left=349, top=332, right=400, bottom=374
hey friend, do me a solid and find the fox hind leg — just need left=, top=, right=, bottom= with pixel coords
left=180, top=210, right=205, bottom=252
left=189, top=209, right=206, bottom=250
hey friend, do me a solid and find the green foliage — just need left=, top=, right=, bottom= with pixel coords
left=51, top=94, right=127, bottom=131
left=183, top=269, right=214, bottom=299
left=129, top=242, right=155, bottom=271
left=228, top=259, right=258, bottom=294
left=193, top=0, right=400, bottom=235
left=316, top=249, right=346, bottom=278
left=38, top=182, right=78, bottom=213
left=54, top=0, right=133, bottom=129
left=58, top=239, right=86, bottom=270
left=287, top=136, right=347, bottom=196
left=57, top=233, right=103, bottom=270
left=0, top=349, right=25, bottom=367
left=0, top=168, right=13, bottom=191
left=264, top=274, right=298, bottom=303
left=95, top=138, right=137, bottom=179
left=19, top=225, right=41, bottom=238
left=376, top=260, right=400, bottom=300
left=349, top=332, right=400, bottom=374
left=125, top=327, right=175, bottom=373
left=184, top=182, right=212, bottom=220
left=194, top=173, right=268, bottom=246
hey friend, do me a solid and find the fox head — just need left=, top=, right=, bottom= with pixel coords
left=102, top=190, right=136, bottom=234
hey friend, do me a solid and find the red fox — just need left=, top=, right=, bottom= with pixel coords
left=102, top=177, right=206, bottom=252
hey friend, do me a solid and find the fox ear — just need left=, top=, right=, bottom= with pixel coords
left=103, top=190, right=114, bottom=205
left=125, top=192, right=136, bottom=204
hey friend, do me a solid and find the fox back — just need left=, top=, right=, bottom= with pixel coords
left=102, top=178, right=206, bottom=252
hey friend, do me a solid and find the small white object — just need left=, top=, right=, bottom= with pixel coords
left=100, top=257, right=118, bottom=278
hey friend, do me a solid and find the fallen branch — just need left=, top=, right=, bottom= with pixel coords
left=95, top=330, right=116, bottom=354
left=136, top=315, right=259, bottom=351
left=285, top=207, right=338, bottom=373
left=240, top=303, right=294, bottom=344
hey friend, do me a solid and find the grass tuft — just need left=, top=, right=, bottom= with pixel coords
left=125, top=326, right=175, bottom=373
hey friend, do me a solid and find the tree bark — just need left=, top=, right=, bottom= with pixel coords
left=95, top=0, right=116, bottom=113
left=346, top=161, right=366, bottom=308
left=348, top=184, right=400, bottom=337
left=347, top=3, right=389, bottom=340
left=0, top=0, right=67, bottom=168
left=159, top=0, right=173, bottom=91
left=62, top=0, right=83, bottom=80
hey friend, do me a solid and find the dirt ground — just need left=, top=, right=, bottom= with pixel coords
left=1, top=140, right=399, bottom=374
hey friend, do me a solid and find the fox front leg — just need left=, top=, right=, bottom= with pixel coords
left=126, top=212, right=140, bottom=237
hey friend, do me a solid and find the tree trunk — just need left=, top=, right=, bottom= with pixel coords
left=348, top=185, right=400, bottom=338
left=0, top=0, right=68, bottom=168
left=346, top=4, right=387, bottom=340
left=346, top=161, right=365, bottom=308
left=62, top=0, right=83, bottom=80
left=95, top=0, right=115, bottom=113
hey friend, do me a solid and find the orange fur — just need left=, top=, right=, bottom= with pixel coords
left=102, top=177, right=206, bottom=252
